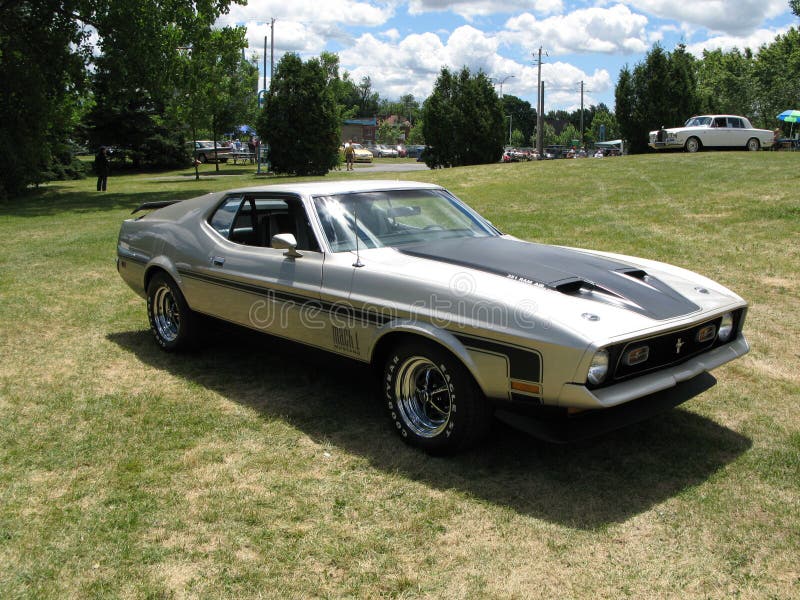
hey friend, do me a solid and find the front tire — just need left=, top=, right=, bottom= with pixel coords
left=685, top=137, right=701, bottom=153
left=746, top=137, right=760, bottom=151
left=146, top=273, right=197, bottom=351
left=383, top=341, right=492, bottom=454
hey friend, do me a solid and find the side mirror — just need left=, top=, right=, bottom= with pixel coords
left=271, top=233, right=302, bottom=258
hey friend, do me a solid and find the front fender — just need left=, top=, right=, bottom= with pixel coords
left=371, top=320, right=511, bottom=400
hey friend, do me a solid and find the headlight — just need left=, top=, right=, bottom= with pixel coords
left=718, top=312, right=734, bottom=342
left=587, top=349, right=609, bottom=385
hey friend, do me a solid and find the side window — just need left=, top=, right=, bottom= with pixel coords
left=729, top=118, right=743, bottom=128
left=209, top=195, right=322, bottom=251
left=209, top=196, right=243, bottom=237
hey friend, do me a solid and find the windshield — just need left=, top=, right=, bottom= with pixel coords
left=685, top=116, right=712, bottom=127
left=313, top=189, right=499, bottom=252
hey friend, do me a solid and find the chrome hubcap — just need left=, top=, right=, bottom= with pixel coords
left=152, top=285, right=180, bottom=342
left=395, top=356, right=452, bottom=438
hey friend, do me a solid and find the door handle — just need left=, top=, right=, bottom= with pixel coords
left=211, top=256, right=225, bottom=267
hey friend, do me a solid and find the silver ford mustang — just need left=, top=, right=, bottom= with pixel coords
left=117, top=180, right=749, bottom=453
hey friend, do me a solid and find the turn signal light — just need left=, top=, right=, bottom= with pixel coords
left=696, top=324, right=716, bottom=343
left=624, top=345, right=649, bottom=366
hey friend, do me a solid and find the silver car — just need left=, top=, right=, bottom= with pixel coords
left=117, top=181, right=749, bottom=453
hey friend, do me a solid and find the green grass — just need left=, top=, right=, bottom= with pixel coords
left=1, top=153, right=799, bottom=598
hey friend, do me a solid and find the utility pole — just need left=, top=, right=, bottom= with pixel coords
left=263, top=35, right=267, bottom=92
left=579, top=80, right=591, bottom=147
left=270, top=18, right=276, bottom=81
left=534, top=47, right=547, bottom=156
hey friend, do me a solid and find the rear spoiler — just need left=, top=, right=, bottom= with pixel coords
left=131, top=200, right=182, bottom=214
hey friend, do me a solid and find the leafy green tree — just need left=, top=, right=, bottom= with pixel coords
left=532, top=122, right=556, bottom=147
left=791, top=1, right=800, bottom=17
left=753, top=27, right=800, bottom=128
left=0, top=0, right=89, bottom=199
left=422, top=67, right=504, bottom=168
left=376, top=121, right=401, bottom=144
left=178, top=27, right=257, bottom=173
left=696, top=48, right=756, bottom=117
left=501, top=95, right=537, bottom=144
left=85, top=1, right=244, bottom=167
left=407, top=121, right=425, bottom=144
left=589, top=108, right=619, bottom=144
left=510, top=129, right=525, bottom=147
left=257, top=53, right=340, bottom=176
left=556, top=124, right=581, bottom=147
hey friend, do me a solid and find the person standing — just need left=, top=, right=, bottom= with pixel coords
left=344, top=140, right=355, bottom=171
left=95, top=146, right=109, bottom=191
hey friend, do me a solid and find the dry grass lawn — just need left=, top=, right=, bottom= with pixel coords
left=0, top=153, right=798, bottom=598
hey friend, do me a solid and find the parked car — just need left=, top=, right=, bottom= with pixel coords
left=406, top=145, right=425, bottom=159
left=649, top=115, right=774, bottom=152
left=543, top=145, right=566, bottom=159
left=117, top=181, right=749, bottom=453
left=377, top=144, right=398, bottom=158
left=349, top=143, right=373, bottom=163
left=188, top=140, right=231, bottom=163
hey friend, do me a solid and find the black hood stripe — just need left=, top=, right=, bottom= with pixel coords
left=398, top=237, right=700, bottom=320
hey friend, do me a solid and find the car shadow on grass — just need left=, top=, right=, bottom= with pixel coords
left=108, top=325, right=751, bottom=530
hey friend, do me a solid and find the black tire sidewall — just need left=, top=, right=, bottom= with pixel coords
left=384, top=341, right=488, bottom=454
left=146, top=273, right=194, bottom=351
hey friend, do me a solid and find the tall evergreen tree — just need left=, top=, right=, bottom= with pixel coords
left=257, top=53, right=340, bottom=176
left=614, top=44, right=702, bottom=153
left=422, top=67, right=504, bottom=168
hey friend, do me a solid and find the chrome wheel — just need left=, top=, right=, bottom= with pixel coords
left=685, top=137, right=700, bottom=153
left=151, top=284, right=180, bottom=343
left=394, top=356, right=452, bottom=438
left=747, top=138, right=760, bottom=151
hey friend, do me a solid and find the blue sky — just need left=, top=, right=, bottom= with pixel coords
left=217, top=1, right=797, bottom=111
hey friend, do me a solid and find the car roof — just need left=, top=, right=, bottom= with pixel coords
left=217, top=180, right=443, bottom=197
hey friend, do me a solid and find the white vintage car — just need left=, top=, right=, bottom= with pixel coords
left=117, top=181, right=749, bottom=453
left=649, top=115, right=774, bottom=152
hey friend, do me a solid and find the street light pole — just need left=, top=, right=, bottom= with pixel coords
left=498, top=74, right=515, bottom=98
left=506, top=115, right=512, bottom=146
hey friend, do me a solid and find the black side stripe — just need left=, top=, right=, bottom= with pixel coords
left=178, top=268, right=391, bottom=326
left=455, top=334, right=542, bottom=382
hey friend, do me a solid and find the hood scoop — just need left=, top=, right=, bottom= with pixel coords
left=399, top=237, right=700, bottom=320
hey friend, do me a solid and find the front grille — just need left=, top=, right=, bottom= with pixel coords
left=594, top=308, right=745, bottom=387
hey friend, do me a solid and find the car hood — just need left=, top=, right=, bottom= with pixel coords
left=397, top=237, right=699, bottom=321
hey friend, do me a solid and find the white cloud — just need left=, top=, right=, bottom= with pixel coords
left=684, top=26, right=793, bottom=57
left=217, top=0, right=394, bottom=28
left=337, top=25, right=610, bottom=107
left=407, top=1, right=563, bottom=19
left=383, top=28, right=401, bottom=41
left=613, top=1, right=788, bottom=35
left=502, top=5, right=650, bottom=55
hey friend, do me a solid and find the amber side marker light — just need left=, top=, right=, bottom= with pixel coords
left=511, top=381, right=541, bottom=395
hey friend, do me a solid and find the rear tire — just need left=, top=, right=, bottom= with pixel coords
left=383, top=340, right=492, bottom=454
left=746, top=137, right=760, bottom=151
left=685, top=137, right=701, bottom=153
left=146, top=273, right=197, bottom=351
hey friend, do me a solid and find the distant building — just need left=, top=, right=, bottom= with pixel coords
left=341, top=115, right=412, bottom=144
left=342, top=118, right=377, bottom=143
